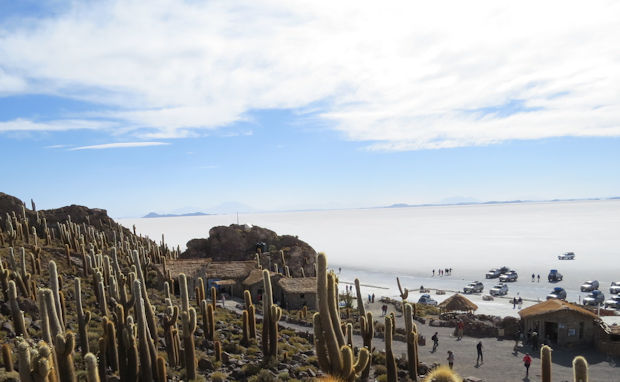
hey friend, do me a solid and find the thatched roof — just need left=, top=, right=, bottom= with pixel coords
left=213, top=279, right=237, bottom=286
left=243, top=269, right=277, bottom=286
left=519, top=299, right=597, bottom=319
left=161, top=259, right=256, bottom=280
left=278, top=277, right=317, bottom=294
left=438, top=294, right=478, bottom=312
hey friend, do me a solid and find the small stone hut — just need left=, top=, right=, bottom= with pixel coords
left=518, top=299, right=598, bottom=346
left=276, top=277, right=317, bottom=310
left=158, top=259, right=257, bottom=298
left=242, top=269, right=281, bottom=304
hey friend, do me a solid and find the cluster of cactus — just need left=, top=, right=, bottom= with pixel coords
left=242, top=290, right=257, bottom=345
left=179, top=273, right=198, bottom=380
left=539, top=345, right=589, bottom=382
left=313, top=253, right=369, bottom=382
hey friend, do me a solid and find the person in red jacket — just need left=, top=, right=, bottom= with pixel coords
left=523, top=353, right=532, bottom=377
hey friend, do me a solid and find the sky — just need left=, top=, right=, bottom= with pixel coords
left=1, top=0, right=619, bottom=218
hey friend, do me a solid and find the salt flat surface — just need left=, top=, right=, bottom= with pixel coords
left=120, top=199, right=620, bottom=316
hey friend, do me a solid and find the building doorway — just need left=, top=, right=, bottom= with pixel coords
left=544, top=321, right=558, bottom=344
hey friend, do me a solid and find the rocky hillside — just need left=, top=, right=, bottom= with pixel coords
left=182, top=224, right=317, bottom=277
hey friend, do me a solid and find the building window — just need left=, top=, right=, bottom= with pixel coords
left=300, top=293, right=305, bottom=299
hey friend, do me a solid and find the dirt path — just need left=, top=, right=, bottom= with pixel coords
left=226, top=299, right=619, bottom=381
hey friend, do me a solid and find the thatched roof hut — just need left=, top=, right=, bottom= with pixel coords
left=438, top=293, right=478, bottom=312
left=276, top=277, right=317, bottom=310
left=277, top=277, right=317, bottom=295
left=518, top=299, right=597, bottom=319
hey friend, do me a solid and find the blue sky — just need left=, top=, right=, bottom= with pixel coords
left=1, top=1, right=619, bottom=217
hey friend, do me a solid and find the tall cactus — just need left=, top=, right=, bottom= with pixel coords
left=385, top=315, right=397, bottom=382
left=359, top=311, right=374, bottom=380
left=405, top=303, right=419, bottom=380
left=261, top=269, right=282, bottom=359
left=133, top=280, right=155, bottom=381
left=163, top=303, right=180, bottom=367
left=354, top=278, right=366, bottom=317
left=49, top=260, right=65, bottom=330
left=244, top=290, right=257, bottom=339
left=84, top=353, right=100, bottom=382
left=75, top=278, right=91, bottom=355
left=313, top=253, right=369, bottom=381
left=1, top=343, right=13, bottom=372
left=54, top=331, right=77, bottom=382
left=17, top=340, right=52, bottom=382
left=541, top=345, right=552, bottom=382
left=573, top=355, right=588, bottom=382
left=179, top=274, right=197, bottom=380
left=8, top=280, right=28, bottom=337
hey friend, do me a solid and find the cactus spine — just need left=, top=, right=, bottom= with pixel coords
left=422, top=365, right=462, bottom=381
left=573, top=355, right=588, bottom=382
left=541, top=345, right=552, bottom=382
left=313, top=253, right=369, bottom=381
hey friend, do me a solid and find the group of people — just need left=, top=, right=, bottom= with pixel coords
left=432, top=268, right=453, bottom=276
left=531, top=273, right=541, bottom=282
left=512, top=296, right=523, bottom=309
left=430, top=331, right=484, bottom=370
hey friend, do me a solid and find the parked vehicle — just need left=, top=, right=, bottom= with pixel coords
left=558, top=252, right=575, bottom=260
left=418, top=294, right=438, bottom=306
left=485, top=268, right=501, bottom=279
left=604, top=295, right=620, bottom=309
left=499, top=270, right=518, bottom=282
left=490, top=283, right=509, bottom=296
left=548, top=269, right=563, bottom=282
left=580, top=280, right=599, bottom=292
left=583, top=290, right=605, bottom=306
left=610, top=281, right=620, bottom=295
left=546, top=287, right=567, bottom=300
left=464, top=281, right=484, bottom=294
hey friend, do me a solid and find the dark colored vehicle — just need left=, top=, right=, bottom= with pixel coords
left=583, top=290, right=605, bottom=306
left=547, top=287, right=567, bottom=300
left=610, top=281, right=620, bottom=295
left=548, top=269, right=563, bottom=282
left=418, top=294, right=438, bottom=306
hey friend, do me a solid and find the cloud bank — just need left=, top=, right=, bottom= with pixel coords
left=0, top=0, right=619, bottom=150
left=68, top=142, right=170, bottom=151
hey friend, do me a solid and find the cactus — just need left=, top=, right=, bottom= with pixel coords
left=120, top=316, right=139, bottom=382
left=1, top=343, right=13, bottom=372
left=312, top=253, right=369, bottom=381
left=8, top=280, right=28, bottom=337
left=131, top=250, right=158, bottom=340
left=104, top=317, right=119, bottom=372
left=133, top=280, right=156, bottom=382
left=541, top=345, right=552, bottom=382
left=354, top=278, right=366, bottom=317
left=404, top=303, right=419, bottom=380
left=359, top=311, right=374, bottom=380
left=214, top=340, right=222, bottom=362
left=84, top=353, right=100, bottom=382
left=17, top=340, right=52, bottom=382
left=49, top=260, right=65, bottom=330
left=422, top=366, right=462, bottom=382
left=397, top=276, right=409, bottom=300
left=75, top=278, right=91, bottom=355
left=54, top=331, right=77, bottom=382
left=156, top=356, right=167, bottom=382
left=181, top=308, right=197, bottom=380
left=211, top=286, right=217, bottom=310
left=385, top=315, right=397, bottom=382
left=261, top=269, right=282, bottom=358
left=163, top=304, right=180, bottom=367
left=573, top=355, right=588, bottom=382
left=241, top=309, right=250, bottom=346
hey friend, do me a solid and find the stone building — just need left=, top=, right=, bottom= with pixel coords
left=276, top=277, right=317, bottom=310
left=242, top=269, right=281, bottom=304
left=518, top=299, right=598, bottom=346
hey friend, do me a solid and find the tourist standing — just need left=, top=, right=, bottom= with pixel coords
left=476, top=341, right=483, bottom=366
left=531, top=273, right=535, bottom=282
left=457, top=321, right=464, bottom=340
left=221, top=293, right=226, bottom=307
left=523, top=353, right=532, bottom=377
left=432, top=332, right=439, bottom=352
left=447, top=350, right=454, bottom=369
left=537, top=274, right=540, bottom=282
left=513, top=297, right=517, bottom=309
left=372, top=293, right=375, bottom=303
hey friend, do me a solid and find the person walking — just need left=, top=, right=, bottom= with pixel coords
left=432, top=332, right=439, bottom=352
left=447, top=350, right=454, bottom=369
left=513, top=297, right=517, bottom=309
left=531, top=273, right=535, bottom=282
left=476, top=341, right=483, bottom=366
left=537, top=274, right=540, bottom=282
left=457, top=321, right=464, bottom=340
left=523, top=353, right=532, bottom=377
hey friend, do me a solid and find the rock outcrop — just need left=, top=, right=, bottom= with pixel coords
left=182, top=224, right=317, bottom=277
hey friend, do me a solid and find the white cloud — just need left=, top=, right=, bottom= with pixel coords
left=0, top=0, right=619, bottom=149
left=0, top=118, right=112, bottom=132
left=68, top=142, right=170, bottom=150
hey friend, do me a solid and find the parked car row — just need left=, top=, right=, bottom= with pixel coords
left=485, top=267, right=518, bottom=282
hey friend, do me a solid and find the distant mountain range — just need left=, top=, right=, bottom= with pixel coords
left=383, top=196, right=620, bottom=209
left=143, top=212, right=211, bottom=218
